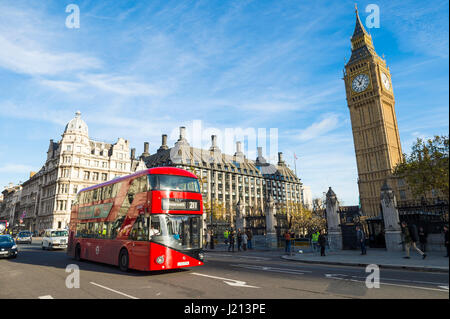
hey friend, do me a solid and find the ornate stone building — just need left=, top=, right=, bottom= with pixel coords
left=19, top=112, right=146, bottom=232
left=344, top=8, right=408, bottom=216
left=142, top=127, right=303, bottom=224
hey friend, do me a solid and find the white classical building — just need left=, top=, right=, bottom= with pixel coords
left=301, top=185, right=313, bottom=210
left=27, top=111, right=146, bottom=232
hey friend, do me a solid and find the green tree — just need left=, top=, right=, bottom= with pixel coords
left=394, top=135, right=449, bottom=200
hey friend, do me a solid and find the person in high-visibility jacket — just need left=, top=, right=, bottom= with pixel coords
left=311, top=231, right=320, bottom=252
left=224, top=229, right=230, bottom=245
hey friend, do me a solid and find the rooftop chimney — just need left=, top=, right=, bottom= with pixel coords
left=210, top=135, right=219, bottom=151
left=131, top=148, right=136, bottom=160
left=278, top=152, right=285, bottom=165
left=179, top=126, right=186, bottom=141
left=158, top=134, right=169, bottom=152
left=142, top=142, right=150, bottom=157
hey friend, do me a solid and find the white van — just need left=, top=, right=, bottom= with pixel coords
left=42, top=229, right=69, bottom=250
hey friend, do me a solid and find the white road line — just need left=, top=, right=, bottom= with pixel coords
left=38, top=295, right=54, bottom=299
left=191, top=272, right=260, bottom=288
left=90, top=282, right=139, bottom=299
left=231, top=264, right=311, bottom=275
left=324, top=274, right=449, bottom=293
left=206, top=253, right=271, bottom=261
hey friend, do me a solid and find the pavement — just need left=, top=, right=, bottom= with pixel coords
left=206, top=242, right=449, bottom=273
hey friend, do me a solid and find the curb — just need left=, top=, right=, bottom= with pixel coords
left=281, top=255, right=449, bottom=273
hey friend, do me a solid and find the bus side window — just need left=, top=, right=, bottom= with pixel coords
left=129, top=216, right=148, bottom=241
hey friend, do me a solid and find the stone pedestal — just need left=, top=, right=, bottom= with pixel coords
left=265, top=232, right=278, bottom=250
left=327, top=231, right=343, bottom=250
left=325, top=187, right=342, bottom=250
left=385, top=230, right=403, bottom=252
left=380, top=181, right=403, bottom=252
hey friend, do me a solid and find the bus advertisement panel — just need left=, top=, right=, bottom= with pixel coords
left=67, top=167, right=204, bottom=272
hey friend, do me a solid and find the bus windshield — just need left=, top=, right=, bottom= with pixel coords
left=150, top=214, right=201, bottom=250
left=148, top=174, right=200, bottom=193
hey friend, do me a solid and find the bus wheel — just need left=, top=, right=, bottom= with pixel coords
left=119, top=249, right=129, bottom=272
left=75, top=244, right=82, bottom=261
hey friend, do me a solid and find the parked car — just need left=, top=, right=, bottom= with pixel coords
left=16, top=231, right=33, bottom=244
left=0, top=235, right=18, bottom=259
left=42, top=229, right=68, bottom=250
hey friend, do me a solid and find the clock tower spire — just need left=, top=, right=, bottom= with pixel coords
left=343, top=6, right=404, bottom=217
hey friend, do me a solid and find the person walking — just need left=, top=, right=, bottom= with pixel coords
left=228, top=229, right=235, bottom=252
left=210, top=229, right=215, bottom=249
left=318, top=230, right=327, bottom=256
left=418, top=226, right=428, bottom=253
left=444, top=225, right=449, bottom=258
left=206, top=229, right=211, bottom=250
left=284, top=230, right=291, bottom=253
left=237, top=229, right=243, bottom=252
left=356, top=225, right=367, bottom=255
left=242, top=232, right=248, bottom=251
left=246, top=229, right=253, bottom=250
left=401, top=221, right=426, bottom=259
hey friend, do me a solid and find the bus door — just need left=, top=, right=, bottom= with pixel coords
left=128, top=215, right=150, bottom=270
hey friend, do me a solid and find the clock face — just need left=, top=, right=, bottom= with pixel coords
left=381, top=72, right=390, bottom=90
left=351, top=74, right=369, bottom=93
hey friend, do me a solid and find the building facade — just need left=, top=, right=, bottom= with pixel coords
left=143, top=127, right=303, bottom=225
left=0, top=183, right=23, bottom=231
left=344, top=8, right=408, bottom=217
left=14, top=112, right=146, bottom=232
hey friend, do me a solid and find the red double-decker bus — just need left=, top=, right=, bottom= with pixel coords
left=67, top=167, right=204, bottom=271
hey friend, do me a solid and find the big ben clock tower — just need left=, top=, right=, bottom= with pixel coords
left=344, top=6, right=403, bottom=217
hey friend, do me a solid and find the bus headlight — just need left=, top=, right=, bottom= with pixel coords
left=155, top=256, right=165, bottom=264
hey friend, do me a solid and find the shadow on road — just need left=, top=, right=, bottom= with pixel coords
left=7, top=242, right=190, bottom=277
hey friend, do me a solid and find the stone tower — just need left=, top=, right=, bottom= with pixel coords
left=344, top=7, right=403, bottom=217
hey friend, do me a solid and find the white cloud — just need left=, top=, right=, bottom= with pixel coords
left=0, top=164, right=35, bottom=174
left=297, top=113, right=341, bottom=141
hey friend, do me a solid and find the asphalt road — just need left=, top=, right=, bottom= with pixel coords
left=0, top=240, right=448, bottom=300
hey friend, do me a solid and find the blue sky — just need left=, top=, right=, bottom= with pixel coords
left=0, top=0, right=448, bottom=205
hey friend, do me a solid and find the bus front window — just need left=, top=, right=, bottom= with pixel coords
left=150, top=214, right=200, bottom=250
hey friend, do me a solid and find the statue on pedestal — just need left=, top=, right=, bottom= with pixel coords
left=265, top=194, right=277, bottom=233
left=325, top=187, right=340, bottom=232
left=235, top=197, right=245, bottom=231
left=325, top=187, right=343, bottom=250
left=380, top=180, right=403, bottom=252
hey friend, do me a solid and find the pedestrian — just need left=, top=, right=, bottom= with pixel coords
left=246, top=229, right=253, bottom=250
left=318, top=230, right=327, bottom=256
left=444, top=225, right=449, bottom=258
left=237, top=229, right=242, bottom=252
left=400, top=221, right=426, bottom=259
left=311, top=230, right=319, bottom=252
left=242, top=232, right=248, bottom=251
left=418, top=226, right=428, bottom=253
left=206, top=229, right=211, bottom=250
left=210, top=229, right=215, bottom=249
left=228, top=229, right=235, bottom=252
left=284, top=230, right=291, bottom=253
left=224, top=229, right=229, bottom=245
left=356, top=225, right=367, bottom=255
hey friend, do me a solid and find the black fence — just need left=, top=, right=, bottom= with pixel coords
left=398, top=200, right=449, bottom=234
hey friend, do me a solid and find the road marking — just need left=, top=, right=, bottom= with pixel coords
left=38, top=295, right=54, bottom=299
left=90, top=282, right=139, bottom=299
left=438, top=286, right=448, bottom=290
left=206, top=253, right=271, bottom=261
left=231, top=264, right=311, bottom=275
left=191, top=272, right=260, bottom=288
left=324, top=274, right=449, bottom=293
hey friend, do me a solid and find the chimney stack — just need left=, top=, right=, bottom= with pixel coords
left=142, top=142, right=150, bottom=157
left=158, top=134, right=169, bottom=152
left=131, top=148, right=136, bottom=159
left=179, top=126, right=186, bottom=140
left=278, top=152, right=284, bottom=165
